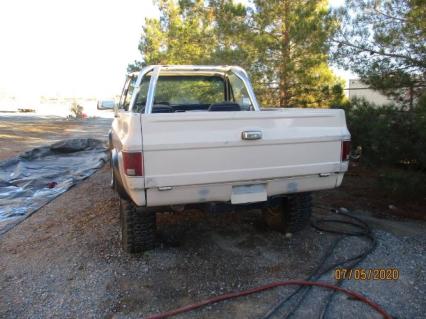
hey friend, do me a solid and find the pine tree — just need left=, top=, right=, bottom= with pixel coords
left=332, top=0, right=426, bottom=109
left=130, top=0, right=345, bottom=108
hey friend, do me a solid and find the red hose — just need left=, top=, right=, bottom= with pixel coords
left=145, top=280, right=392, bottom=319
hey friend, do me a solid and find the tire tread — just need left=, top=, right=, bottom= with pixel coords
left=263, top=193, right=312, bottom=233
left=120, top=199, right=156, bottom=253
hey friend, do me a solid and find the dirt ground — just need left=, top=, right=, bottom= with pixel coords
left=0, top=115, right=425, bottom=319
left=0, top=114, right=112, bottom=160
left=317, top=164, right=426, bottom=221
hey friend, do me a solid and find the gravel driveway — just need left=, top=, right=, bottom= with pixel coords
left=0, top=167, right=425, bottom=319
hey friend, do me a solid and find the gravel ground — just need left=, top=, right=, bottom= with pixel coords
left=0, top=167, right=425, bottom=319
left=0, top=115, right=425, bottom=318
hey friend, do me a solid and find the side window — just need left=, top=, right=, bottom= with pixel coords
left=133, top=77, right=151, bottom=113
left=228, top=73, right=253, bottom=111
left=119, top=75, right=137, bottom=111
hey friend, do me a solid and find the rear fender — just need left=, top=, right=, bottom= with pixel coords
left=111, top=149, right=129, bottom=200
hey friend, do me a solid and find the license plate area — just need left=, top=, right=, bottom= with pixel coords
left=231, top=184, right=267, bottom=204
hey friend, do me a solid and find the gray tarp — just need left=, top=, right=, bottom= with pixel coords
left=0, top=138, right=108, bottom=235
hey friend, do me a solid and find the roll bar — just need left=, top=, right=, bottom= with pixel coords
left=129, top=65, right=260, bottom=114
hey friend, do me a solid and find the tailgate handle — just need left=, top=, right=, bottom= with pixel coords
left=241, top=130, right=262, bottom=140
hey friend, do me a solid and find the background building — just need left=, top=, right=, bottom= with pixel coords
left=348, top=79, right=395, bottom=106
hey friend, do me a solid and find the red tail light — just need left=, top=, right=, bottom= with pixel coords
left=122, top=151, right=143, bottom=176
left=341, top=140, right=351, bottom=162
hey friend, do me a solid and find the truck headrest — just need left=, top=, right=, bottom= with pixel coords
left=208, top=102, right=241, bottom=112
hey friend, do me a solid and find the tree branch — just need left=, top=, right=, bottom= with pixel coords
left=332, top=39, right=426, bottom=68
left=371, top=7, right=408, bottom=23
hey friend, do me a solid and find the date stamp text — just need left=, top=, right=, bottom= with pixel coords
left=335, top=268, right=400, bottom=280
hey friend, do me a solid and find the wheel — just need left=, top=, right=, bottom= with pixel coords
left=119, top=198, right=156, bottom=253
left=263, top=193, right=312, bottom=233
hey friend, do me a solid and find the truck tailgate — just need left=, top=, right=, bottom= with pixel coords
left=141, top=109, right=350, bottom=189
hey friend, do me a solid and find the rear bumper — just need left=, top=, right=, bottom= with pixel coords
left=144, top=173, right=344, bottom=207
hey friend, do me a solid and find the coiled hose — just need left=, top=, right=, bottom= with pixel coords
left=145, top=208, right=392, bottom=319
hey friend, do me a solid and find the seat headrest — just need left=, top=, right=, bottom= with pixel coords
left=152, top=105, right=174, bottom=113
left=208, top=102, right=241, bottom=112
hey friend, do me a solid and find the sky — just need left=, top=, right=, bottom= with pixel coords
left=0, top=0, right=158, bottom=99
left=0, top=0, right=349, bottom=100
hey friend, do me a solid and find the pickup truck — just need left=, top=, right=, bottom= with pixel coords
left=110, top=65, right=351, bottom=253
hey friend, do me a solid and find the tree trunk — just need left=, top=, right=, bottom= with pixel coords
left=279, top=0, right=290, bottom=108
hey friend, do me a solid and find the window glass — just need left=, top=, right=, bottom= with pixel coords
left=228, top=73, right=253, bottom=111
left=158, top=76, right=224, bottom=105
left=133, top=77, right=150, bottom=112
left=148, top=75, right=224, bottom=106
left=120, top=75, right=137, bottom=111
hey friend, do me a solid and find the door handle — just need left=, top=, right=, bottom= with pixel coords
left=241, top=130, right=262, bottom=140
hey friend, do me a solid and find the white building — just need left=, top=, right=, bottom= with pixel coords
left=348, top=79, right=395, bottom=106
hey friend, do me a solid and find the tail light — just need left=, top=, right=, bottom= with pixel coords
left=122, top=151, right=143, bottom=176
left=341, top=140, right=351, bottom=162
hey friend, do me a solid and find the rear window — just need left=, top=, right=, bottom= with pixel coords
left=134, top=75, right=225, bottom=112
left=156, top=76, right=225, bottom=105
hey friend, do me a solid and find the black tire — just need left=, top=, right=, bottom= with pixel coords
left=263, top=193, right=312, bottom=233
left=119, top=198, right=156, bottom=253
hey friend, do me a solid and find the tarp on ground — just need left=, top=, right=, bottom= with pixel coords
left=0, top=138, right=108, bottom=235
